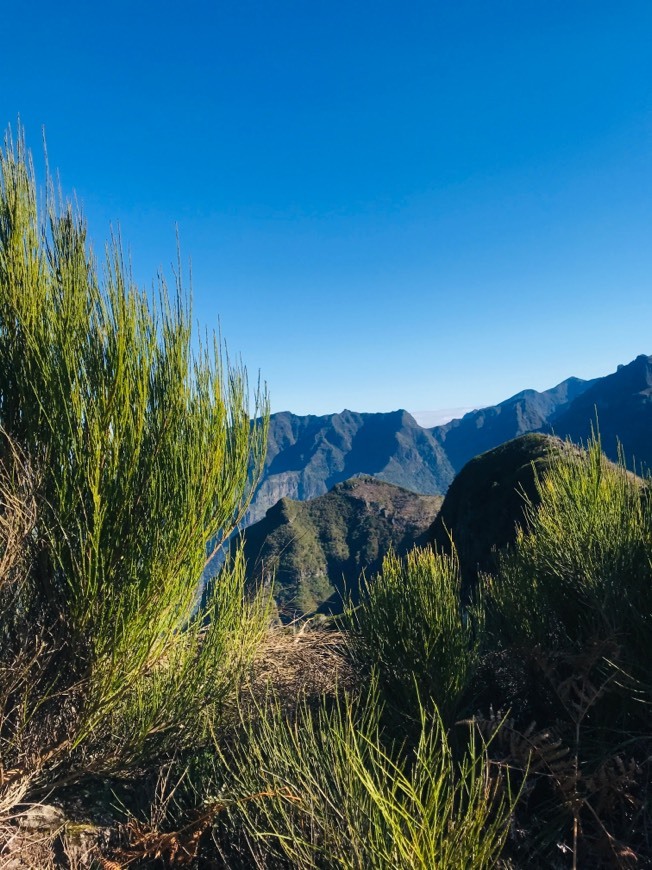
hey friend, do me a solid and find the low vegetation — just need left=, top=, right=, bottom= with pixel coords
left=215, top=688, right=514, bottom=869
left=347, top=547, right=483, bottom=726
left=0, top=127, right=650, bottom=868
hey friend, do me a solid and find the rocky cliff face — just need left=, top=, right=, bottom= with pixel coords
left=248, top=409, right=453, bottom=523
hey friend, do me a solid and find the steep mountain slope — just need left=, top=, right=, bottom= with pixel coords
left=249, top=409, right=453, bottom=523
left=239, top=476, right=443, bottom=618
left=547, top=354, right=652, bottom=471
left=429, top=434, right=564, bottom=587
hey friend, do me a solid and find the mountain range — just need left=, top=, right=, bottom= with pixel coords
left=239, top=354, right=652, bottom=617
left=248, top=353, right=652, bottom=523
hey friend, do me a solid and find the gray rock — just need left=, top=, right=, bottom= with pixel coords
left=18, top=803, right=65, bottom=833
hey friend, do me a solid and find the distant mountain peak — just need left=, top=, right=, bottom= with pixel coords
left=546, top=352, right=652, bottom=469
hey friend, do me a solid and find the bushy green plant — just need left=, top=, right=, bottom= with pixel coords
left=346, top=547, right=483, bottom=723
left=487, top=436, right=652, bottom=685
left=214, top=687, right=514, bottom=869
left=478, top=436, right=652, bottom=865
left=0, top=126, right=269, bottom=787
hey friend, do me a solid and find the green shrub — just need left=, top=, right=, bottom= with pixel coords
left=346, top=547, right=483, bottom=723
left=215, top=688, right=514, bottom=869
left=0, top=126, right=269, bottom=787
left=478, top=436, right=652, bottom=864
left=487, top=437, right=652, bottom=687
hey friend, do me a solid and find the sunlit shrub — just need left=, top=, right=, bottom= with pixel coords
left=215, top=687, right=513, bottom=869
left=347, top=547, right=483, bottom=723
left=487, top=437, right=652, bottom=688
left=0, top=126, right=269, bottom=789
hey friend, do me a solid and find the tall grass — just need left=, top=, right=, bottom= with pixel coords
left=215, top=687, right=514, bottom=869
left=346, top=547, right=483, bottom=724
left=0, top=125, right=269, bottom=789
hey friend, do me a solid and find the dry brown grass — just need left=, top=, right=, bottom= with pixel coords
left=0, top=435, right=38, bottom=594
left=245, top=622, right=357, bottom=710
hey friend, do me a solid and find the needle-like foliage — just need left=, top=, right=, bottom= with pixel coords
left=346, top=547, right=483, bottom=724
left=215, top=687, right=513, bottom=869
left=0, top=125, right=269, bottom=784
left=487, top=436, right=652, bottom=685
left=479, top=437, right=652, bottom=864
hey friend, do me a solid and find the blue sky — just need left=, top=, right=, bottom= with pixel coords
left=2, top=1, right=652, bottom=419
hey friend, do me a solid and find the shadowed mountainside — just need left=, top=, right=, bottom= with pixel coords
left=433, top=376, right=593, bottom=471
left=428, top=434, right=565, bottom=588
left=248, top=375, right=593, bottom=523
left=249, top=409, right=453, bottom=523
left=239, top=476, right=443, bottom=618
left=546, top=353, right=652, bottom=471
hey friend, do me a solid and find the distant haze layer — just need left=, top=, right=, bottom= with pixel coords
left=411, top=408, right=478, bottom=428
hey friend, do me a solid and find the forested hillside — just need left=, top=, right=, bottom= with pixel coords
left=238, top=476, right=442, bottom=617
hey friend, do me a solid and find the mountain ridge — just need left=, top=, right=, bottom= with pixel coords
left=239, top=475, right=443, bottom=618
left=250, top=408, right=453, bottom=523
left=247, top=355, right=651, bottom=524
left=545, top=354, right=652, bottom=468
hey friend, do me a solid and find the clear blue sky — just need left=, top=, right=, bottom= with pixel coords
left=2, top=1, right=651, bottom=419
